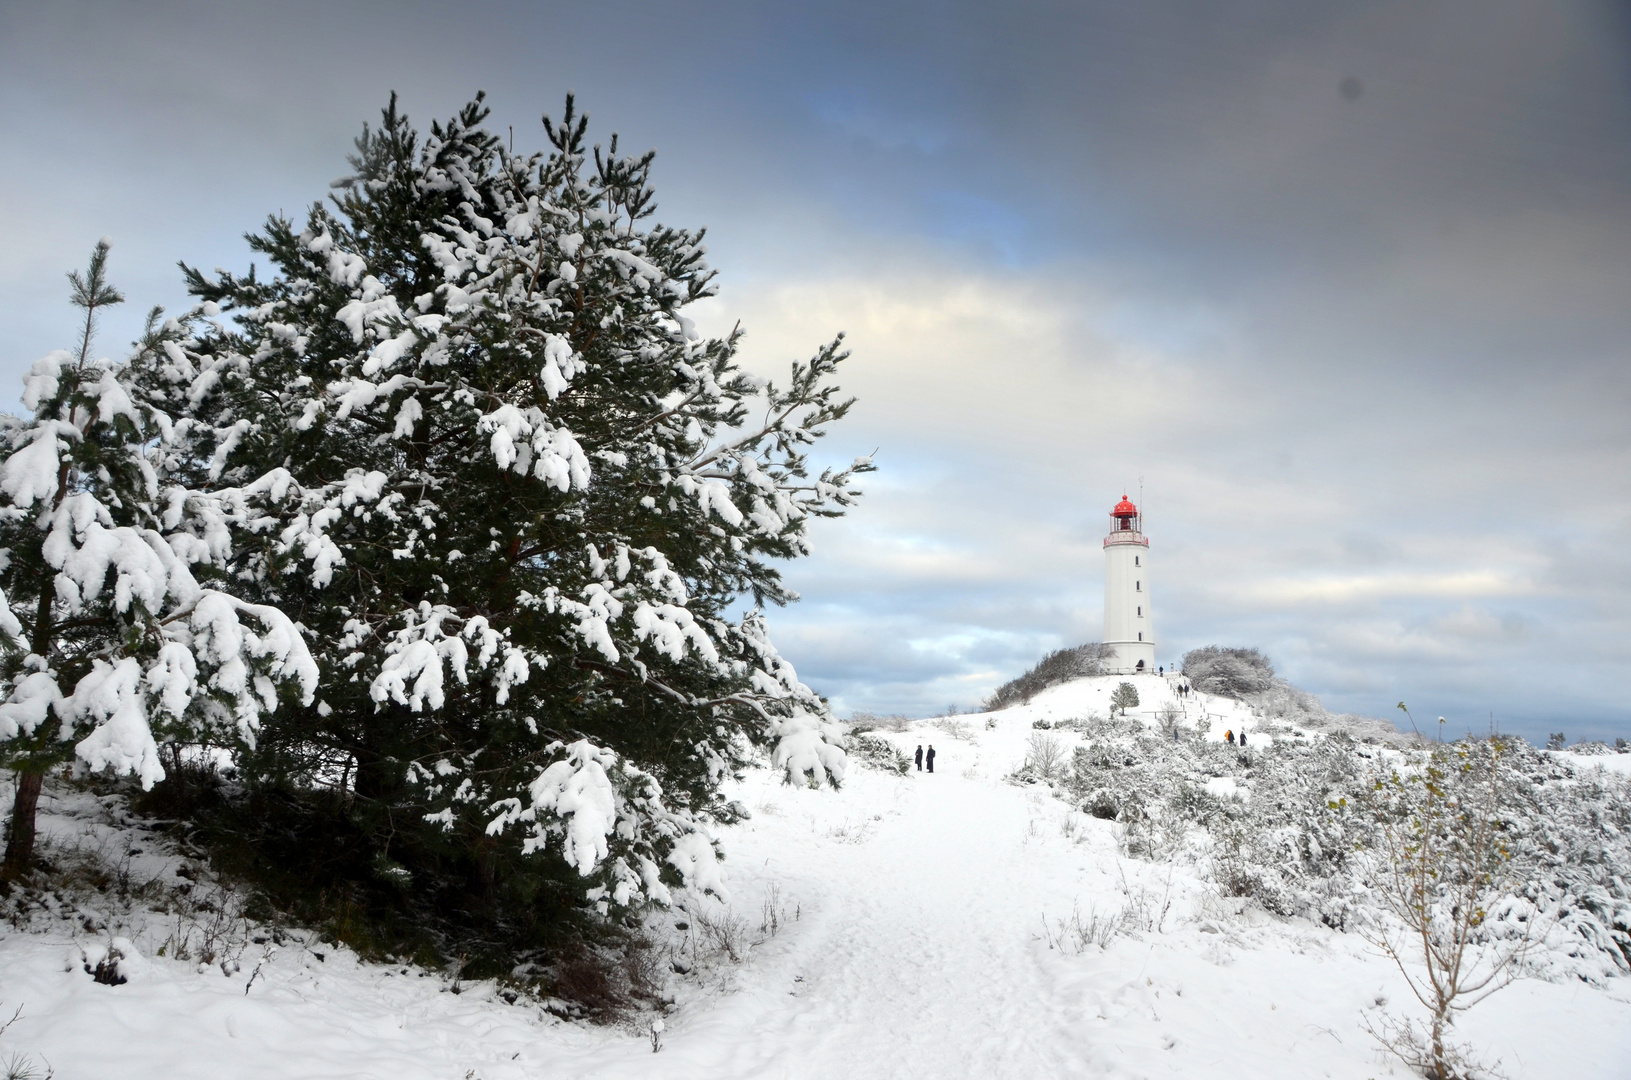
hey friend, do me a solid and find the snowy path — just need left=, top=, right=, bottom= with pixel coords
left=599, top=764, right=1096, bottom=1080
left=544, top=724, right=1631, bottom=1080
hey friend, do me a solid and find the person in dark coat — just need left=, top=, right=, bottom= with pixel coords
left=1225, top=729, right=1234, bottom=745
left=1239, top=730, right=1247, bottom=748
left=926, top=745, right=936, bottom=773
left=915, top=745, right=923, bottom=771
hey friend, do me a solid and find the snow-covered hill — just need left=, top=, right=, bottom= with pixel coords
left=1, top=675, right=1628, bottom=1078
left=981, top=671, right=1264, bottom=741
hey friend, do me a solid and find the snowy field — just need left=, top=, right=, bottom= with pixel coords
left=2, top=674, right=1629, bottom=1079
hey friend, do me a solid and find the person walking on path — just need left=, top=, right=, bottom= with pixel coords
left=915, top=745, right=924, bottom=771
left=1225, top=729, right=1234, bottom=745
left=926, top=745, right=936, bottom=773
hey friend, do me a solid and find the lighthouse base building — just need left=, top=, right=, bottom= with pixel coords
left=1102, top=496, right=1155, bottom=674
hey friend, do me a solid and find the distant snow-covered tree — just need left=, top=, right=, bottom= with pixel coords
left=1180, top=645, right=1275, bottom=698
left=153, top=94, right=869, bottom=915
left=0, top=242, right=316, bottom=881
left=982, top=642, right=1111, bottom=711
left=1111, top=681, right=1139, bottom=717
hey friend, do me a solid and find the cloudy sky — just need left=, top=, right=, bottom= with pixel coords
left=3, top=1, right=1628, bottom=742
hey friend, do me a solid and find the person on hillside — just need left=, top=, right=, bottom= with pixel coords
left=926, top=745, right=936, bottom=773
left=1225, top=729, right=1234, bottom=745
left=1239, top=730, right=1247, bottom=748
left=915, top=745, right=924, bottom=771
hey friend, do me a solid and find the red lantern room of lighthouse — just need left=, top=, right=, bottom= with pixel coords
left=1102, top=495, right=1154, bottom=674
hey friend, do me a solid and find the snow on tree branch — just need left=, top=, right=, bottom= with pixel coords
left=147, top=93, right=869, bottom=914
left=1, top=246, right=322, bottom=801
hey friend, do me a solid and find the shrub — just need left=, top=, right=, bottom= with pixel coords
left=848, top=712, right=913, bottom=734
left=1363, top=738, right=1529, bottom=1080
left=1180, top=646, right=1275, bottom=698
left=848, top=734, right=910, bottom=775
left=1025, top=732, right=1069, bottom=783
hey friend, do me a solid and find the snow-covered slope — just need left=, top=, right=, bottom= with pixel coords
left=1, top=681, right=1628, bottom=1078
left=991, top=671, right=1267, bottom=741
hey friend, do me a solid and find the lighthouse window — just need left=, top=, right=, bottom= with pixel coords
left=1138, top=632, right=1143, bottom=641
left=1137, top=606, right=1142, bottom=617
left=1134, top=556, right=1140, bottom=566
left=1136, top=580, right=1141, bottom=591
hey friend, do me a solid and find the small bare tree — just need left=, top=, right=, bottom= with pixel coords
left=1363, top=737, right=1528, bottom=1080
left=1026, top=732, right=1068, bottom=783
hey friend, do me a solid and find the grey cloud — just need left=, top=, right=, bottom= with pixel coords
left=2, top=1, right=1627, bottom=743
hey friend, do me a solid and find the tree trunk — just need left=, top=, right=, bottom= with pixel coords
left=1, top=768, right=45, bottom=883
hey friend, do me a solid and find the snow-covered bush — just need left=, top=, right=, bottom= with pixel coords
left=848, top=711, right=912, bottom=734
left=1065, top=716, right=1177, bottom=831
left=128, top=94, right=868, bottom=944
left=1180, top=645, right=1275, bottom=698
left=1056, top=711, right=1631, bottom=980
left=1496, top=746, right=1631, bottom=980
left=1210, top=736, right=1376, bottom=926
left=847, top=733, right=910, bottom=775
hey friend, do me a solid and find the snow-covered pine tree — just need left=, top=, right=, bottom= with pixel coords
left=0, top=242, right=317, bottom=882
left=153, top=94, right=867, bottom=919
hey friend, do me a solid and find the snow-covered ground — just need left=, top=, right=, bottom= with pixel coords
left=1554, top=750, right=1631, bottom=777
left=2, top=675, right=1629, bottom=1078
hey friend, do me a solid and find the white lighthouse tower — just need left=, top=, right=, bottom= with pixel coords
left=1103, top=495, right=1155, bottom=674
